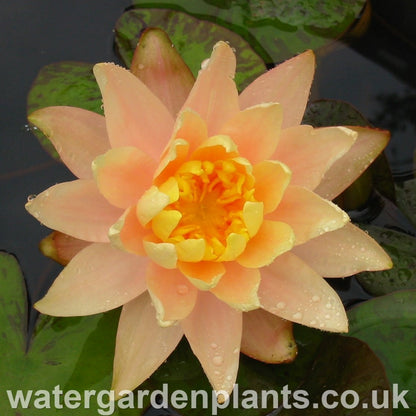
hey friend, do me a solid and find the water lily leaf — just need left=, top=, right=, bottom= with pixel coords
left=396, top=179, right=416, bottom=228
left=279, top=335, right=392, bottom=415
left=27, top=61, right=103, bottom=160
left=356, top=225, right=416, bottom=296
left=140, top=325, right=390, bottom=415
left=0, top=252, right=137, bottom=415
left=114, top=8, right=266, bottom=90
left=348, top=290, right=416, bottom=410
left=130, top=0, right=367, bottom=65
left=303, top=99, right=395, bottom=209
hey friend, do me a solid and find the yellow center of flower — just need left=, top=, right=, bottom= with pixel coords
left=150, top=152, right=264, bottom=263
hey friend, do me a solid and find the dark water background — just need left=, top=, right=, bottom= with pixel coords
left=0, top=1, right=415, bottom=414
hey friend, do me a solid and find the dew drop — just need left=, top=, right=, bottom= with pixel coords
left=27, top=194, right=37, bottom=202
left=138, top=63, right=145, bottom=70
left=293, top=312, right=302, bottom=320
left=325, top=303, right=332, bottom=309
left=212, top=356, right=223, bottom=366
left=214, top=370, right=220, bottom=376
left=319, top=323, right=325, bottom=328
left=210, top=343, right=218, bottom=350
left=176, top=284, right=189, bottom=295
left=311, top=295, right=320, bottom=302
left=324, top=314, right=331, bottom=320
left=33, top=211, right=40, bottom=219
left=276, top=301, right=286, bottom=309
left=233, top=348, right=239, bottom=354
left=310, top=320, right=317, bottom=325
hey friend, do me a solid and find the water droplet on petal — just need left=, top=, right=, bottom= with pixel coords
left=138, top=63, right=145, bottom=70
left=210, top=343, right=218, bottom=349
left=233, top=348, right=239, bottom=354
left=325, top=303, right=332, bottom=309
left=311, top=295, right=320, bottom=303
left=176, top=284, right=189, bottom=295
left=27, top=194, right=37, bottom=202
left=276, top=301, right=286, bottom=309
left=293, top=312, right=302, bottom=320
left=212, top=356, right=223, bottom=366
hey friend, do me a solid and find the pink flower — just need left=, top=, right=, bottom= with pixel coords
left=26, top=29, right=391, bottom=397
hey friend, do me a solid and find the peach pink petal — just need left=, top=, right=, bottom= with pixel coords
left=93, top=63, right=174, bottom=159
left=25, top=180, right=122, bottom=242
left=109, top=207, right=147, bottom=256
left=268, top=185, right=349, bottom=245
left=237, top=220, right=295, bottom=268
left=239, top=50, right=315, bottom=129
left=259, top=252, right=348, bottom=332
left=147, top=263, right=198, bottom=326
left=241, top=309, right=297, bottom=363
left=28, top=106, right=110, bottom=179
left=181, top=291, right=242, bottom=395
left=39, top=231, right=91, bottom=265
left=92, top=147, right=156, bottom=209
left=182, top=41, right=239, bottom=135
left=210, top=262, right=260, bottom=311
left=252, top=160, right=291, bottom=214
left=178, top=261, right=225, bottom=290
left=219, top=103, right=282, bottom=163
left=130, top=28, right=195, bottom=117
left=169, top=109, right=208, bottom=153
left=314, top=126, right=390, bottom=200
left=293, top=222, right=393, bottom=277
left=34, top=243, right=148, bottom=316
left=112, top=292, right=183, bottom=398
left=273, top=125, right=357, bottom=190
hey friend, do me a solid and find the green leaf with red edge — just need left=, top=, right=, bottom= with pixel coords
left=130, top=0, right=368, bottom=66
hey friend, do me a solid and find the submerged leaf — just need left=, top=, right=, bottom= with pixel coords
left=356, top=225, right=416, bottom=296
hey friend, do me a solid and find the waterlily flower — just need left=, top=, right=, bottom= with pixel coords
left=26, top=29, right=392, bottom=398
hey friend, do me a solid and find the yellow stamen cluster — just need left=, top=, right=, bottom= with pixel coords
left=151, top=156, right=259, bottom=262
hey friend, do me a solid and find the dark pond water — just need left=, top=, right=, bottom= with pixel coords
left=0, top=1, right=415, bottom=415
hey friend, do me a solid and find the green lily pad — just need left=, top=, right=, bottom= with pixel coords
left=0, top=252, right=137, bottom=415
left=303, top=99, right=395, bottom=209
left=131, top=0, right=367, bottom=65
left=396, top=179, right=416, bottom=228
left=115, top=8, right=267, bottom=90
left=348, top=290, right=416, bottom=410
left=140, top=325, right=390, bottom=415
left=356, top=225, right=416, bottom=296
left=27, top=61, right=103, bottom=160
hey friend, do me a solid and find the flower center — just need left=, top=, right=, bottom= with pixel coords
left=151, top=156, right=262, bottom=262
